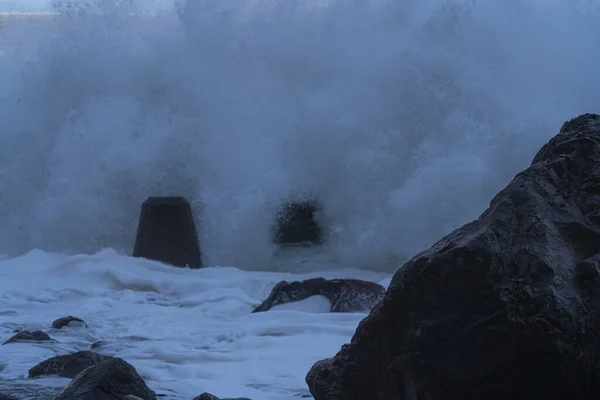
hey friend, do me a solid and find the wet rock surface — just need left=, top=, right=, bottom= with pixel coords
left=52, top=357, right=156, bottom=400
left=2, top=330, right=55, bottom=345
left=253, top=278, right=385, bottom=313
left=306, top=114, right=600, bottom=400
left=51, top=316, right=88, bottom=329
left=28, top=350, right=113, bottom=379
left=193, top=393, right=251, bottom=400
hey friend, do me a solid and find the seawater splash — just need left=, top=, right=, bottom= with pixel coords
left=0, top=0, right=598, bottom=271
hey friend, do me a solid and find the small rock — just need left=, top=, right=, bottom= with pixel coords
left=51, top=316, right=87, bottom=329
left=29, top=350, right=112, bottom=378
left=193, top=394, right=251, bottom=400
left=91, top=340, right=108, bottom=349
left=2, top=330, right=55, bottom=345
left=253, top=278, right=385, bottom=313
left=53, top=357, right=156, bottom=400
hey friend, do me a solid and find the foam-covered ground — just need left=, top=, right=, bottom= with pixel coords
left=0, top=249, right=391, bottom=399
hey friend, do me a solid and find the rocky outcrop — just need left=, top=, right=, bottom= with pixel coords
left=193, top=393, right=251, bottom=400
left=51, top=316, right=87, bottom=329
left=306, top=114, right=600, bottom=399
left=52, top=357, right=156, bottom=400
left=2, top=330, right=55, bottom=345
left=253, top=278, right=385, bottom=313
left=29, top=351, right=113, bottom=378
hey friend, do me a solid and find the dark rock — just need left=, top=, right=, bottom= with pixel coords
left=253, top=278, right=384, bottom=313
left=133, top=196, right=202, bottom=268
left=91, top=340, right=108, bottom=349
left=2, top=330, right=55, bottom=345
left=272, top=200, right=322, bottom=245
left=0, top=393, right=19, bottom=400
left=52, top=357, right=156, bottom=400
left=306, top=113, right=600, bottom=400
left=193, top=393, right=251, bottom=400
left=51, top=316, right=88, bottom=329
left=29, top=350, right=112, bottom=378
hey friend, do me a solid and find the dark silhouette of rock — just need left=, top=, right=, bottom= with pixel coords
left=0, top=393, right=19, bottom=400
left=272, top=200, right=323, bottom=245
left=193, top=393, right=251, bottom=400
left=52, top=357, right=156, bottom=400
left=91, top=340, right=108, bottom=349
left=29, top=351, right=112, bottom=378
left=306, top=114, right=600, bottom=400
left=51, top=316, right=88, bottom=329
left=253, top=278, right=385, bottom=313
left=133, top=196, right=202, bottom=268
left=2, top=330, right=55, bottom=345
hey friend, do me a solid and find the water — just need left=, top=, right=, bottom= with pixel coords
left=0, top=0, right=597, bottom=271
left=0, top=1, right=599, bottom=398
left=0, top=249, right=390, bottom=399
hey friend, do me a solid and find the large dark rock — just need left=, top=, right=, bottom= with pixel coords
left=29, top=351, right=113, bottom=378
left=2, top=330, right=55, bottom=345
left=306, top=114, right=600, bottom=400
left=52, top=357, right=156, bottom=400
left=253, top=278, right=385, bottom=313
left=51, top=316, right=87, bottom=329
left=133, top=196, right=202, bottom=268
left=0, top=393, right=19, bottom=400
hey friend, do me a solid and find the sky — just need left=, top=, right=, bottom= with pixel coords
left=0, top=0, right=175, bottom=13
left=0, top=0, right=50, bottom=11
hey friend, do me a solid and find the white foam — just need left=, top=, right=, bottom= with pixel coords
left=0, top=0, right=599, bottom=271
left=0, top=250, right=390, bottom=399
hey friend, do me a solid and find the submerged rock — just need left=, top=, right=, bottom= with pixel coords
left=0, top=393, right=19, bottom=400
left=306, top=114, right=600, bottom=399
left=51, top=316, right=88, bottom=329
left=253, top=278, right=385, bottom=313
left=53, top=357, right=156, bottom=400
left=29, top=350, right=113, bottom=378
left=2, top=330, right=55, bottom=345
left=193, top=393, right=251, bottom=400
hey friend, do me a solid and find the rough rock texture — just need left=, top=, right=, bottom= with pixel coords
left=2, top=330, right=55, bottom=345
left=52, top=357, right=156, bottom=400
left=0, top=393, right=19, bottom=400
left=193, top=393, right=251, bottom=400
left=29, top=351, right=113, bottom=378
left=52, top=316, right=88, bottom=329
left=306, top=114, right=600, bottom=400
left=253, top=278, right=385, bottom=313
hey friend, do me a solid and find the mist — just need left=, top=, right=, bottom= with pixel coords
left=0, top=0, right=598, bottom=271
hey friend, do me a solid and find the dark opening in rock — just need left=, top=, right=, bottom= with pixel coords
left=132, top=196, right=202, bottom=268
left=272, top=200, right=323, bottom=245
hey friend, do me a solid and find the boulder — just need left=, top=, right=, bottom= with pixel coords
left=2, top=330, right=55, bottom=345
left=29, top=351, right=112, bottom=378
left=51, top=316, right=88, bottom=329
left=253, top=278, right=385, bottom=313
left=52, top=357, right=156, bottom=400
left=132, top=196, right=202, bottom=268
left=306, top=114, right=600, bottom=399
